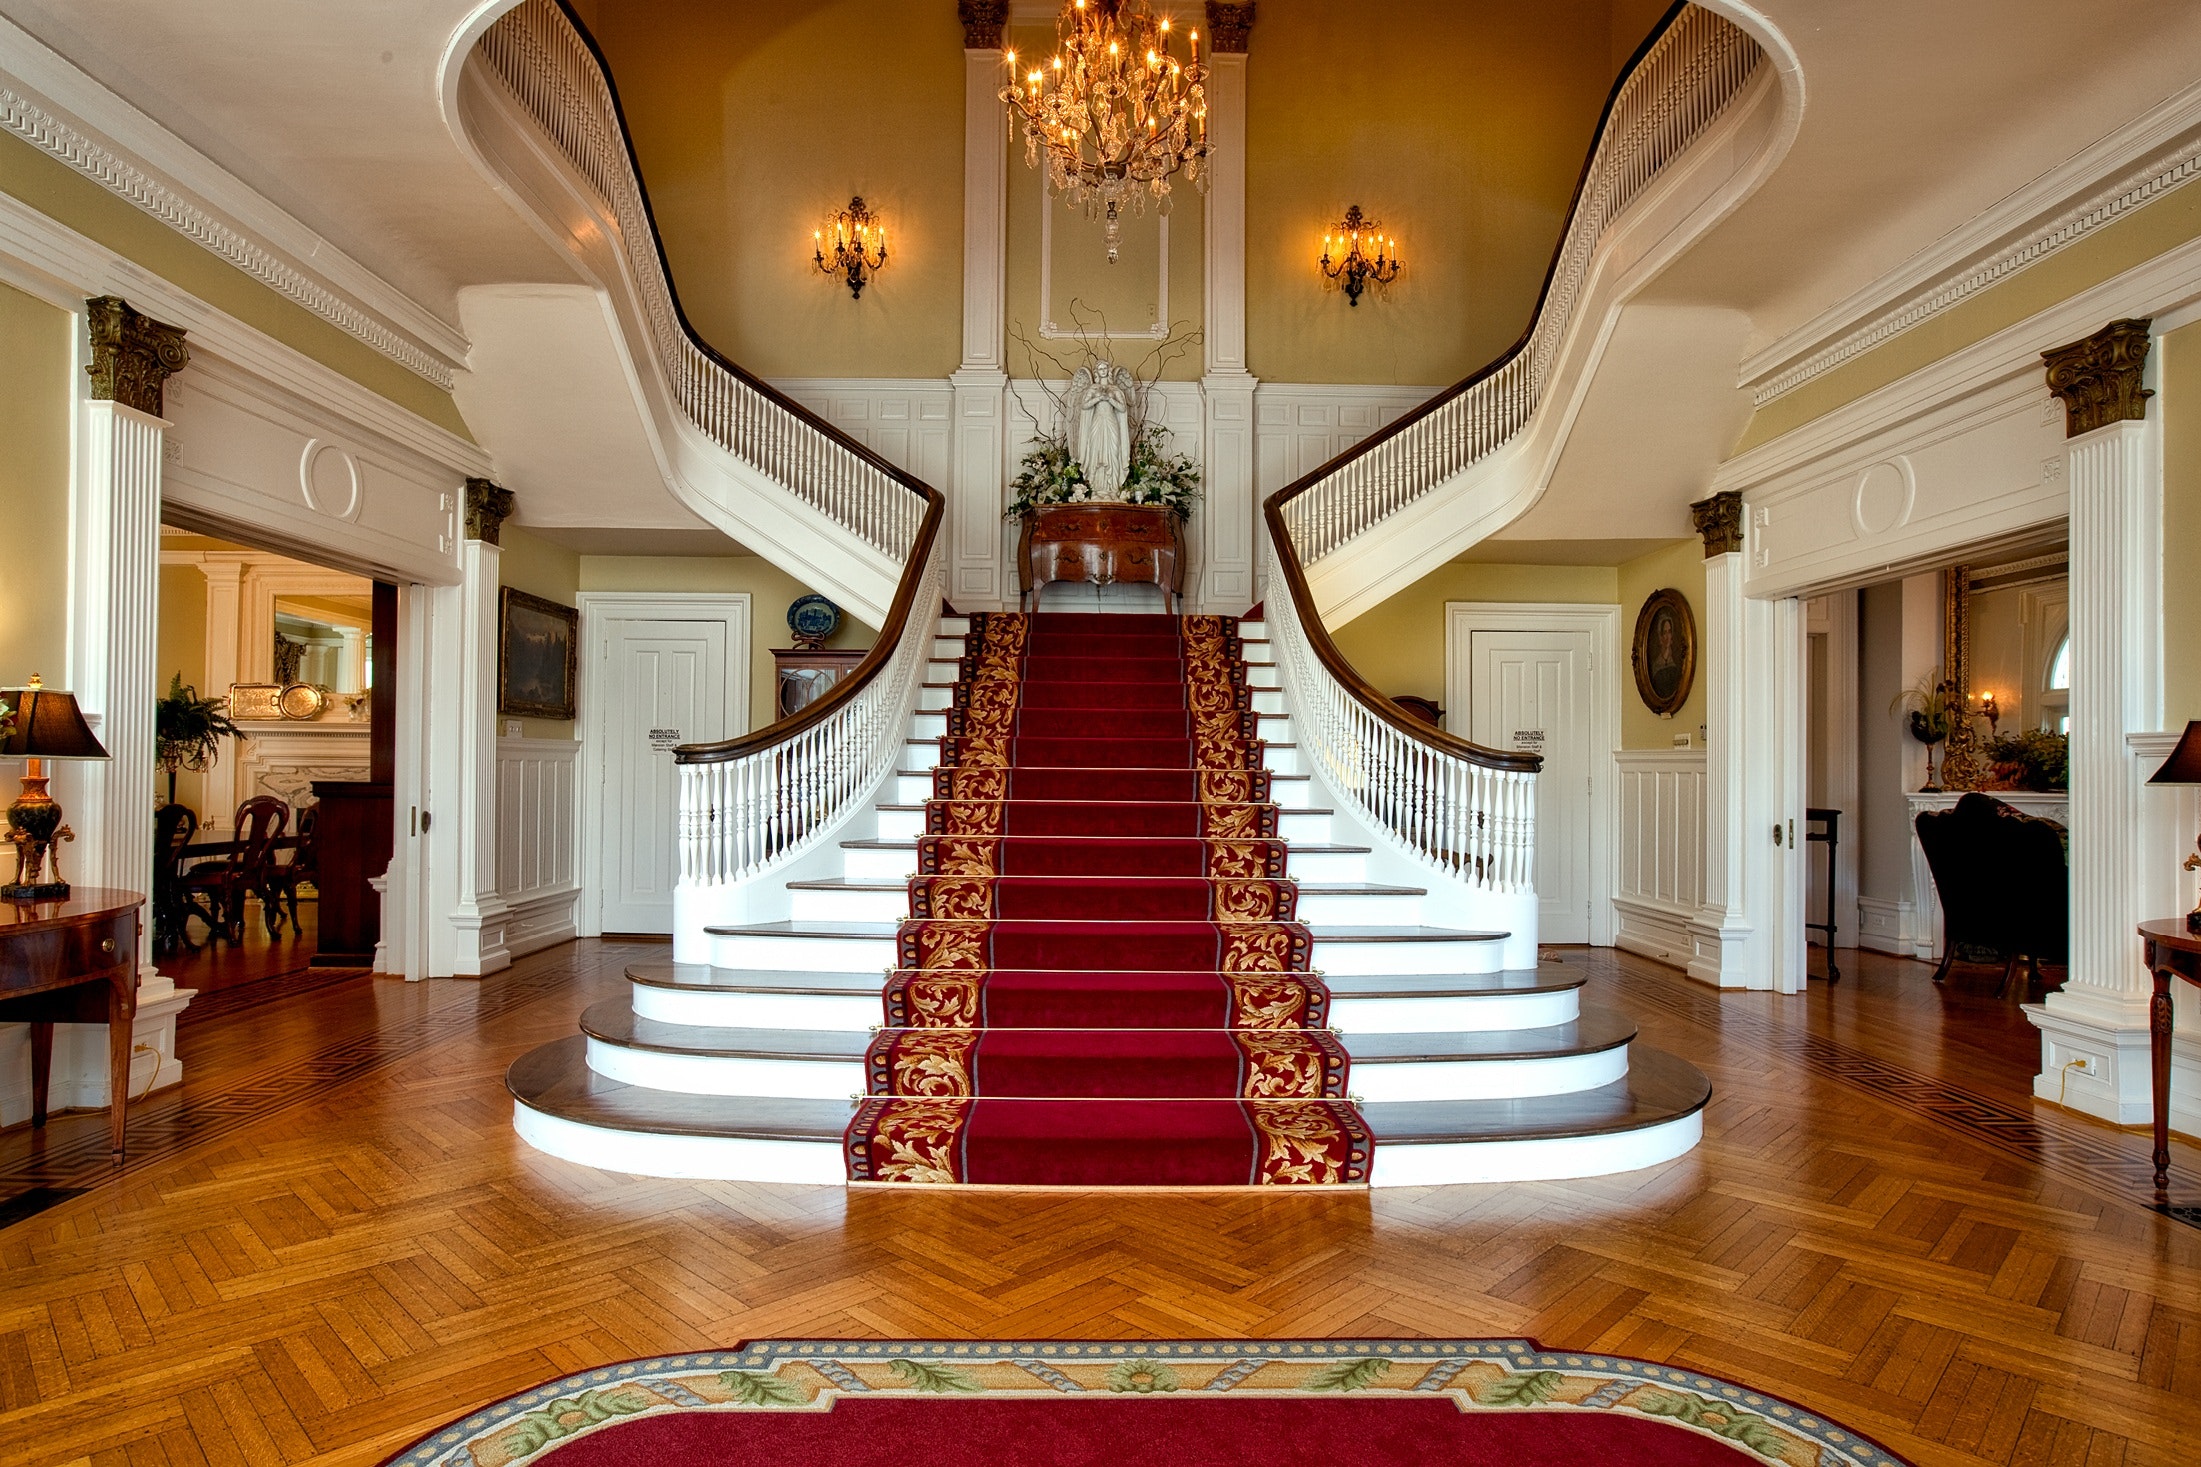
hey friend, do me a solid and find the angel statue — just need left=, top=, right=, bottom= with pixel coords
left=1065, top=360, right=1136, bottom=499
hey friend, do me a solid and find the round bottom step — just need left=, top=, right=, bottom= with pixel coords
left=507, top=1035, right=1711, bottom=1187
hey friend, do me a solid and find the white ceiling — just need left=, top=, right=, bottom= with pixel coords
left=5, top=0, right=2194, bottom=546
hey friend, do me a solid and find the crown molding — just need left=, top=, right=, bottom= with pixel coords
left=0, top=13, right=469, bottom=390
left=1741, top=76, right=2201, bottom=407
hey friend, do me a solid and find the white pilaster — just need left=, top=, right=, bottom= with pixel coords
left=71, top=401, right=164, bottom=937
left=1690, top=548, right=1754, bottom=986
left=2028, top=417, right=2161, bottom=1122
left=422, top=539, right=510, bottom=976
left=1898, top=570, right=1941, bottom=957
left=1201, top=49, right=1255, bottom=613
left=952, top=41, right=1012, bottom=609
left=196, top=558, right=244, bottom=833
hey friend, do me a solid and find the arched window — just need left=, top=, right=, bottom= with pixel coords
left=2041, top=634, right=2070, bottom=733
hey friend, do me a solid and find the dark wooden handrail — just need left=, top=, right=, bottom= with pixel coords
left=521, top=2, right=946, bottom=768
left=1261, top=1, right=1699, bottom=778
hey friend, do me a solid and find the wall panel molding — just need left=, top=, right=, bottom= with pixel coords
left=497, top=736, right=579, bottom=960
left=1614, top=749, right=1708, bottom=970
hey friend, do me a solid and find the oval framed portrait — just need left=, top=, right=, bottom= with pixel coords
left=1631, top=587, right=1697, bottom=717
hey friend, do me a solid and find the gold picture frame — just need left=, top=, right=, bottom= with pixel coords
left=1630, top=587, right=1697, bottom=717
left=498, top=587, right=578, bottom=721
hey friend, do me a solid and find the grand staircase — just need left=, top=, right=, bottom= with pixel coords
left=509, top=608, right=1709, bottom=1187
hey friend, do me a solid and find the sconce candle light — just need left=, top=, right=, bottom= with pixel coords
left=814, top=196, right=887, bottom=299
left=1320, top=205, right=1401, bottom=306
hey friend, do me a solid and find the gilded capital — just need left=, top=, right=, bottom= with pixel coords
left=2042, top=318, right=2153, bottom=437
left=1205, top=1, right=1256, bottom=52
left=958, top=0, right=1007, bottom=49
left=1690, top=491, right=1744, bottom=557
left=85, top=295, right=189, bottom=416
left=464, top=478, right=516, bottom=545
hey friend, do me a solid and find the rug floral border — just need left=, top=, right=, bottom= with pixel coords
left=383, top=1337, right=1912, bottom=1467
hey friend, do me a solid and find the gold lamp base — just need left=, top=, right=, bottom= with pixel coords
left=3, top=762, right=73, bottom=903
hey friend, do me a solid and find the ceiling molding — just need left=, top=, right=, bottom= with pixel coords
left=1741, top=77, right=2201, bottom=407
left=0, top=14, right=468, bottom=389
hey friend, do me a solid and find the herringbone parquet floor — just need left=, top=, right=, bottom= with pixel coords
left=1, top=940, right=2196, bottom=1467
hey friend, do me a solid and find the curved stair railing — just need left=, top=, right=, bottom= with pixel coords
left=1263, top=4, right=1764, bottom=902
left=1279, top=4, right=1763, bottom=565
left=476, top=0, right=945, bottom=890
left=475, top=0, right=924, bottom=560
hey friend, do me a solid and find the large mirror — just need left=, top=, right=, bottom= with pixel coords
left=272, top=594, right=372, bottom=695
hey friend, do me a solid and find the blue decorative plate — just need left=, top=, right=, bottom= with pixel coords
left=788, top=594, right=841, bottom=646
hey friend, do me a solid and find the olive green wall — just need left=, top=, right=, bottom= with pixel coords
left=2166, top=320, right=2201, bottom=726
left=1331, top=561, right=1619, bottom=706
left=497, top=526, right=582, bottom=739
left=586, top=0, right=966, bottom=380
left=1243, top=0, right=1618, bottom=386
left=1736, top=183, right=2201, bottom=453
left=155, top=566, right=210, bottom=813
left=576, top=555, right=876, bottom=734
left=0, top=283, right=73, bottom=689
left=0, top=132, right=469, bottom=437
left=1615, top=538, right=1706, bottom=748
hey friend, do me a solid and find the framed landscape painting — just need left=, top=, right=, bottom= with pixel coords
left=499, top=587, right=578, bottom=720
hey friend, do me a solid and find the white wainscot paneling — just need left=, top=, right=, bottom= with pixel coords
left=1253, top=384, right=1439, bottom=497
left=1613, top=750, right=1708, bottom=970
left=771, top=380, right=953, bottom=489
left=497, top=737, right=579, bottom=959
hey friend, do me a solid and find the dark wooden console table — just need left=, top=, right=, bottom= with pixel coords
left=2140, top=919, right=2201, bottom=1192
left=0, top=889, right=143, bottom=1156
left=1017, top=504, right=1185, bottom=611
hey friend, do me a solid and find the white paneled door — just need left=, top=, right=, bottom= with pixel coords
left=583, top=596, right=748, bottom=934
left=1464, top=629, right=1596, bottom=944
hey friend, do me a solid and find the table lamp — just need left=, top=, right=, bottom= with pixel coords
left=2148, top=719, right=2201, bottom=934
left=1, top=676, right=109, bottom=902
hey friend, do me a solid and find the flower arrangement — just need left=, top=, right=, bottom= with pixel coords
left=1984, top=727, right=2068, bottom=791
left=1005, top=425, right=1202, bottom=521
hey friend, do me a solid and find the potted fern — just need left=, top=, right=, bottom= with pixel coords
left=154, top=674, right=244, bottom=807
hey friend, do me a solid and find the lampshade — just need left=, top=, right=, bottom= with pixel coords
left=0, top=684, right=108, bottom=760
left=2148, top=720, right=2201, bottom=785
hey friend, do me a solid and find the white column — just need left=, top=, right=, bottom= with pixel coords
left=2029, top=416, right=2160, bottom=1121
left=1200, top=46, right=1257, bottom=613
left=196, top=558, right=244, bottom=833
left=1689, top=546, right=1754, bottom=987
left=951, top=39, right=1011, bottom=610
left=423, top=538, right=511, bottom=977
left=1898, top=571, right=1941, bottom=957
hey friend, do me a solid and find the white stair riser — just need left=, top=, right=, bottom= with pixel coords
left=1250, top=689, right=1285, bottom=715
left=886, top=771, right=1312, bottom=808
left=871, top=807, right=1334, bottom=841
left=1348, top=1046, right=1629, bottom=1103
left=1315, top=936, right=1503, bottom=976
left=899, top=742, right=939, bottom=773
left=938, top=618, right=970, bottom=636
left=1367, top=1111, right=1703, bottom=1187
left=1241, top=623, right=1267, bottom=638
left=913, top=709, right=1289, bottom=740
left=789, top=886, right=1421, bottom=925
left=1262, top=744, right=1303, bottom=775
left=709, top=931, right=896, bottom=973
left=634, top=982, right=881, bottom=1031
left=931, top=637, right=964, bottom=659
left=919, top=686, right=953, bottom=711
left=586, top=1038, right=865, bottom=1100
left=838, top=845, right=1368, bottom=882
left=1330, top=987, right=1577, bottom=1033
left=1243, top=664, right=1279, bottom=689
left=515, top=1105, right=847, bottom=1184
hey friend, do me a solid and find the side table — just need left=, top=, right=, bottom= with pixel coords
left=2139, top=919, right=2201, bottom=1192
left=0, top=888, right=144, bottom=1156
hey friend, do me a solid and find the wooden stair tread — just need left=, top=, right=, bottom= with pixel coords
left=510, top=1036, right=856, bottom=1140
left=1361, top=1048, right=1710, bottom=1143
left=1322, top=968, right=1583, bottom=998
left=1343, top=1006, right=1635, bottom=1061
left=786, top=877, right=1425, bottom=896
left=626, top=962, right=884, bottom=995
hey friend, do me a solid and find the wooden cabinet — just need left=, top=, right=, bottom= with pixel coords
left=311, top=780, right=392, bottom=966
left=773, top=649, right=869, bottom=719
left=1017, top=504, right=1185, bottom=611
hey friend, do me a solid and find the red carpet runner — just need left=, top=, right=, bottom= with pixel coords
left=844, top=612, right=1373, bottom=1187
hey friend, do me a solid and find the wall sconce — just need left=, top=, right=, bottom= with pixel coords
left=1319, top=205, right=1401, bottom=306
left=814, top=196, right=888, bottom=299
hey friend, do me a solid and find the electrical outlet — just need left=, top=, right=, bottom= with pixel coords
left=2071, top=1055, right=2100, bottom=1077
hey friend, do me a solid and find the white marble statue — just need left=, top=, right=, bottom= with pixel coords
left=1065, top=361, right=1136, bottom=499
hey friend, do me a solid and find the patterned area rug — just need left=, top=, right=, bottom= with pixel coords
left=845, top=612, right=1372, bottom=1187
left=381, top=1338, right=1914, bottom=1467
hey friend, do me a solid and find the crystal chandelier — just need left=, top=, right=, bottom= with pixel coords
left=1002, top=0, right=1210, bottom=263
